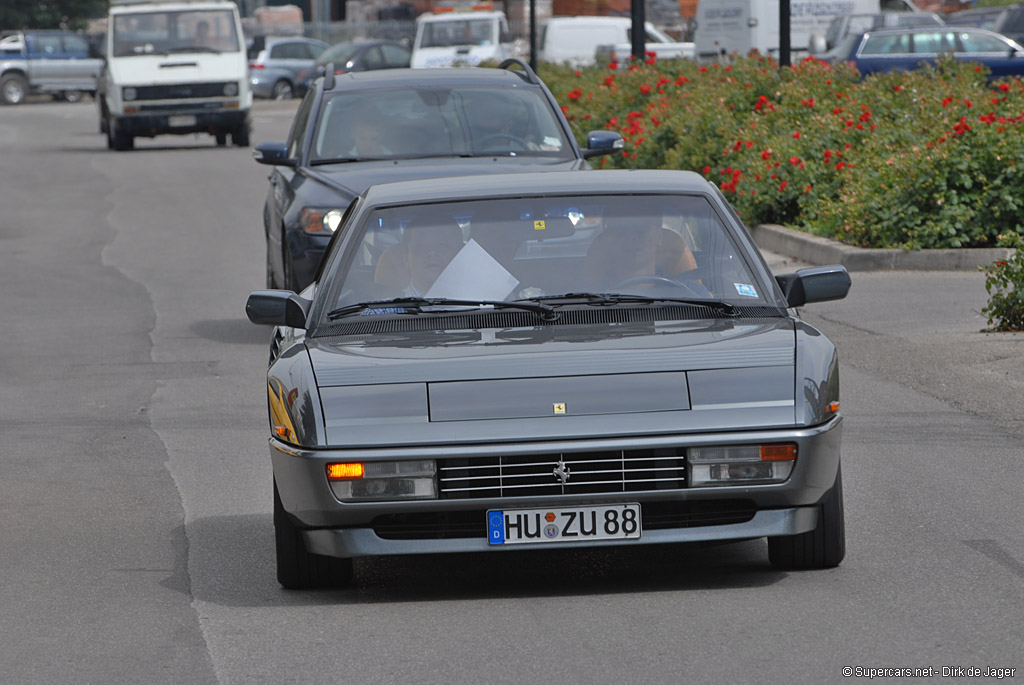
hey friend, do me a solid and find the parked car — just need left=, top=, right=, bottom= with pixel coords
left=944, top=4, right=1024, bottom=45
left=253, top=60, right=623, bottom=293
left=244, top=168, right=852, bottom=588
left=248, top=36, right=328, bottom=100
left=295, top=39, right=411, bottom=97
left=811, top=11, right=945, bottom=55
left=824, top=26, right=1024, bottom=79
left=539, top=16, right=693, bottom=67
left=0, top=30, right=103, bottom=105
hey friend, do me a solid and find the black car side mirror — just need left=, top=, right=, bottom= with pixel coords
left=582, top=130, right=625, bottom=159
left=253, top=141, right=295, bottom=167
left=246, top=290, right=310, bottom=328
left=775, top=265, right=851, bottom=307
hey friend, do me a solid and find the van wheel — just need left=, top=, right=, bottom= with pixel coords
left=107, top=117, right=133, bottom=151
left=1, top=73, right=28, bottom=105
left=215, top=132, right=228, bottom=146
left=63, top=90, right=84, bottom=103
left=231, top=124, right=250, bottom=147
left=274, top=479, right=353, bottom=589
left=768, top=464, right=846, bottom=569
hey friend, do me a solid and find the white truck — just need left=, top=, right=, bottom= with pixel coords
left=541, top=16, right=695, bottom=67
left=693, top=0, right=918, bottom=61
left=97, top=0, right=252, bottom=151
left=410, top=9, right=515, bottom=68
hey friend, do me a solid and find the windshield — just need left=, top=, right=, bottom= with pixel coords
left=310, top=86, right=573, bottom=162
left=111, top=9, right=240, bottom=56
left=320, top=194, right=768, bottom=323
left=318, top=42, right=361, bottom=65
left=419, top=19, right=496, bottom=48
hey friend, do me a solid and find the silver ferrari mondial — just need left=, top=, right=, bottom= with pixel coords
left=246, top=169, right=852, bottom=588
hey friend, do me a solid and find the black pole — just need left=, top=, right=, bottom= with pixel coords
left=631, top=0, right=645, bottom=63
left=529, top=0, right=537, bottom=71
left=779, top=0, right=790, bottom=67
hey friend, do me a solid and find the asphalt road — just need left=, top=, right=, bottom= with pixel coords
left=1, top=99, right=1022, bottom=684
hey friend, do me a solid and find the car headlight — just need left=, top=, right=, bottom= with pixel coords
left=122, top=87, right=137, bottom=101
left=326, top=460, right=437, bottom=501
left=688, top=444, right=796, bottom=486
left=223, top=82, right=238, bottom=97
left=300, top=208, right=345, bottom=234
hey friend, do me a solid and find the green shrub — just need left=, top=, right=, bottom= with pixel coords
left=542, top=55, right=1024, bottom=250
left=981, top=232, right=1024, bottom=331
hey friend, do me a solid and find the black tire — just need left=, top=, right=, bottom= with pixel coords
left=768, top=464, right=845, bottom=570
left=63, top=90, right=84, bottom=103
left=1, top=73, right=28, bottom=105
left=271, top=79, right=293, bottom=101
left=215, top=131, right=228, bottom=146
left=107, top=116, right=133, bottom=151
left=231, top=124, right=250, bottom=147
left=274, top=480, right=353, bottom=589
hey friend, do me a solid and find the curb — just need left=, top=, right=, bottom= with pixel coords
left=750, top=224, right=1014, bottom=272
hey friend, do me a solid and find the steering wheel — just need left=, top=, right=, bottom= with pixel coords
left=615, top=275, right=705, bottom=298
left=478, top=133, right=530, bottom=152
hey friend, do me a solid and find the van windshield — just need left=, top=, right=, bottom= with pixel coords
left=111, top=9, right=239, bottom=56
left=420, top=19, right=496, bottom=48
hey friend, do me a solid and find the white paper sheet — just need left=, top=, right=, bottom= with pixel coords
left=426, top=239, right=519, bottom=301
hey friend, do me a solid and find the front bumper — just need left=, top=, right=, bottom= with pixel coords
left=116, top=106, right=248, bottom=136
left=271, top=416, right=843, bottom=559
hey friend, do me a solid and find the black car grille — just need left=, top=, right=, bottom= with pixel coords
left=131, top=82, right=231, bottom=100
left=370, top=501, right=757, bottom=540
left=439, top=449, right=687, bottom=499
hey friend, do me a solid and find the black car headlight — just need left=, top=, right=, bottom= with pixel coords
left=300, top=208, right=345, bottom=235
left=326, top=460, right=437, bottom=501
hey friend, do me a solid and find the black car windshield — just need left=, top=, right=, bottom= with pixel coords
left=319, top=194, right=769, bottom=323
left=309, top=86, right=574, bottom=162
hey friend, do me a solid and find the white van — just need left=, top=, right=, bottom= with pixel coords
left=410, top=10, right=514, bottom=68
left=540, top=16, right=693, bottom=67
left=98, top=0, right=251, bottom=151
left=694, top=0, right=917, bottom=61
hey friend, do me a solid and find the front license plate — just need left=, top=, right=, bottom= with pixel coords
left=168, top=115, right=196, bottom=127
left=487, top=503, right=641, bottom=546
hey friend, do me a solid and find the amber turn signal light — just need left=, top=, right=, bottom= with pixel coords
left=326, top=463, right=365, bottom=480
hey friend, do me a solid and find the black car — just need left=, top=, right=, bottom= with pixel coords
left=295, top=39, right=412, bottom=97
left=254, top=60, right=623, bottom=292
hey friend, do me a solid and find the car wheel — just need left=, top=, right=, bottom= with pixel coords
left=768, top=464, right=845, bottom=569
left=271, top=79, right=293, bottom=101
left=1, top=73, right=29, bottom=105
left=215, top=131, right=228, bottom=146
left=63, top=90, right=84, bottom=103
left=274, top=479, right=353, bottom=589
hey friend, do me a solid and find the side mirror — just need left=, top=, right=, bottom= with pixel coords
left=246, top=290, right=311, bottom=328
left=582, top=130, right=624, bottom=159
left=252, top=141, right=294, bottom=167
left=775, top=265, right=851, bottom=307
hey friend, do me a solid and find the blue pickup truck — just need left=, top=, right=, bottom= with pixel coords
left=0, top=30, right=103, bottom=105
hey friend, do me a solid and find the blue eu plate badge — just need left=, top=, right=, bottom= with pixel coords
left=488, top=511, right=505, bottom=545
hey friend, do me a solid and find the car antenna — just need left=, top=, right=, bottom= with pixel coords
left=498, top=58, right=540, bottom=85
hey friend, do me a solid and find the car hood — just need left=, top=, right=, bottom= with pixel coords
left=303, top=156, right=586, bottom=197
left=305, top=318, right=799, bottom=447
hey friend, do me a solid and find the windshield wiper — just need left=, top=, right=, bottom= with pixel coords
left=310, top=157, right=360, bottom=165
left=327, top=297, right=559, bottom=321
left=525, top=292, right=739, bottom=316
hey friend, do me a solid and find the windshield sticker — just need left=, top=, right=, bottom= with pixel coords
left=734, top=283, right=758, bottom=297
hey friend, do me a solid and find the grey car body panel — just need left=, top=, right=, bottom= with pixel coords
left=270, top=416, right=842, bottom=529
left=302, top=508, right=819, bottom=558
left=268, top=342, right=326, bottom=447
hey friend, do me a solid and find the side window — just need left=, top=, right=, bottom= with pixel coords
left=308, top=43, right=326, bottom=59
left=958, top=31, right=1011, bottom=53
left=363, top=46, right=384, bottom=69
left=287, top=90, right=316, bottom=159
left=63, top=35, right=89, bottom=55
left=381, top=44, right=410, bottom=68
left=912, top=31, right=955, bottom=54
left=861, top=33, right=910, bottom=55
left=34, top=35, right=64, bottom=55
